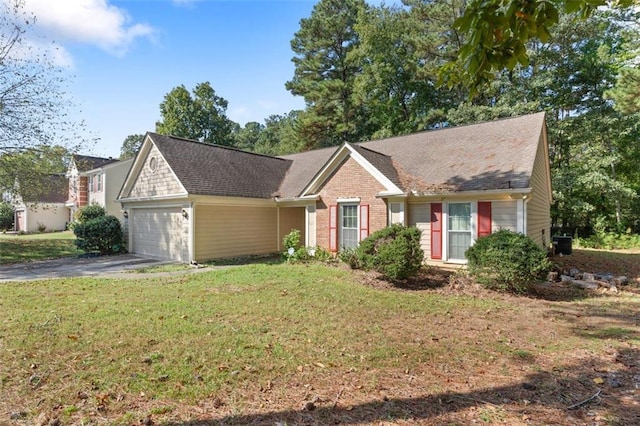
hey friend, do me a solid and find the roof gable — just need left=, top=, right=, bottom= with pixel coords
left=120, top=140, right=187, bottom=200
left=120, top=133, right=293, bottom=200
left=299, top=143, right=403, bottom=198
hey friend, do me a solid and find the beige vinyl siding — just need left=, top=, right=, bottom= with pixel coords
left=408, top=202, right=431, bottom=259
left=491, top=200, right=518, bottom=232
left=195, top=205, right=278, bottom=261
left=130, top=207, right=188, bottom=262
left=527, top=134, right=552, bottom=247
left=128, top=145, right=184, bottom=198
left=18, top=203, right=69, bottom=233
left=278, top=207, right=305, bottom=250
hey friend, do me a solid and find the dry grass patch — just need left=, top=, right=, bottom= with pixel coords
left=0, top=262, right=638, bottom=425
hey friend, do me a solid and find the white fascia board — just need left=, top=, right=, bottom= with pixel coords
left=346, top=145, right=402, bottom=194
left=300, top=143, right=402, bottom=197
left=118, top=135, right=154, bottom=200
left=412, top=188, right=532, bottom=199
left=118, top=193, right=189, bottom=204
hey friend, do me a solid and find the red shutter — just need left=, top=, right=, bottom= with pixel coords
left=477, top=201, right=492, bottom=238
left=329, top=205, right=338, bottom=252
left=359, top=204, right=369, bottom=241
left=431, top=203, right=442, bottom=260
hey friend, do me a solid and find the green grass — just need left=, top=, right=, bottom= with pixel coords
left=0, top=262, right=638, bottom=424
left=0, top=231, right=82, bottom=264
left=0, top=265, right=505, bottom=405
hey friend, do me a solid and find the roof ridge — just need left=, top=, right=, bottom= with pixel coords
left=148, top=132, right=291, bottom=163
left=357, top=111, right=545, bottom=146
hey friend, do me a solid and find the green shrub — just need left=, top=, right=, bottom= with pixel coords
left=282, top=229, right=331, bottom=263
left=73, top=215, right=125, bottom=254
left=0, top=202, right=13, bottom=230
left=576, top=231, right=640, bottom=250
left=75, top=204, right=106, bottom=223
left=465, top=229, right=551, bottom=293
left=349, top=224, right=424, bottom=281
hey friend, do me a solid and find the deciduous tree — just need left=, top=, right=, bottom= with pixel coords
left=156, top=82, right=235, bottom=146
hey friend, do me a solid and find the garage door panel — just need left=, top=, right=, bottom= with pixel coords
left=131, top=208, right=185, bottom=261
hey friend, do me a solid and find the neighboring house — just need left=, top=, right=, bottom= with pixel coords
left=85, top=158, right=133, bottom=219
left=118, top=112, right=552, bottom=264
left=14, top=175, right=69, bottom=233
left=65, top=155, right=119, bottom=221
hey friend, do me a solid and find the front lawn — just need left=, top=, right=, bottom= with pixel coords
left=0, top=231, right=82, bottom=264
left=0, top=263, right=638, bottom=425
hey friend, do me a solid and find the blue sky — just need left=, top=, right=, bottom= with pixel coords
left=17, top=0, right=369, bottom=158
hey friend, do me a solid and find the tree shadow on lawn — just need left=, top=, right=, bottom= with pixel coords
left=164, top=347, right=640, bottom=425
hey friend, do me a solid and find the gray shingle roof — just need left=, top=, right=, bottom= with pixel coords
left=148, top=133, right=292, bottom=198
left=73, top=155, right=118, bottom=172
left=277, top=112, right=545, bottom=197
left=22, top=174, right=67, bottom=203
left=142, top=113, right=545, bottom=199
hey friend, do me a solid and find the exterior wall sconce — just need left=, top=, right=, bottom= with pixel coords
left=123, top=211, right=128, bottom=218
left=182, top=209, right=189, bottom=219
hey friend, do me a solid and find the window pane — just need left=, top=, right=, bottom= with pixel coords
left=448, top=203, right=471, bottom=231
left=341, top=205, right=359, bottom=249
left=448, top=203, right=471, bottom=260
left=449, top=231, right=471, bottom=260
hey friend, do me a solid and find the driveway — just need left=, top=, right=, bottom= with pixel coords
left=0, top=254, right=180, bottom=282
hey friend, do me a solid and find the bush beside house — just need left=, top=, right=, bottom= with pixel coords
left=465, top=229, right=551, bottom=293
left=341, top=224, right=424, bottom=281
left=73, top=205, right=125, bottom=254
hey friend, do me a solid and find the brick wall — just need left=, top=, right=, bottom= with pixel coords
left=315, top=157, right=388, bottom=250
left=78, top=176, right=88, bottom=207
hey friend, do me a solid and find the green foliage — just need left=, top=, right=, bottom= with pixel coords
left=73, top=215, right=125, bottom=254
left=446, top=0, right=635, bottom=91
left=576, top=232, right=640, bottom=250
left=345, top=224, right=424, bottom=281
left=119, top=134, right=145, bottom=159
left=282, top=229, right=331, bottom=263
left=0, top=202, right=13, bottom=230
left=606, top=67, right=640, bottom=114
left=286, top=0, right=370, bottom=149
left=74, top=204, right=106, bottom=223
left=465, top=229, right=552, bottom=293
left=156, top=82, right=235, bottom=146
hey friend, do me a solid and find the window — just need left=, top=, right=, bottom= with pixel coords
left=88, top=175, right=93, bottom=193
left=448, top=202, right=471, bottom=260
left=149, top=157, right=158, bottom=173
left=97, top=174, right=103, bottom=192
left=340, top=204, right=359, bottom=249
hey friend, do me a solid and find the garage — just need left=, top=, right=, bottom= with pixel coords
left=130, top=207, right=187, bottom=262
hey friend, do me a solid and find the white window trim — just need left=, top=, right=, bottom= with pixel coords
left=443, top=201, right=477, bottom=264
left=339, top=202, right=360, bottom=250
left=337, top=197, right=361, bottom=203
left=305, top=205, right=317, bottom=248
left=388, top=201, right=405, bottom=226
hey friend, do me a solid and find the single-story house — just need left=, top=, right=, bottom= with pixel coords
left=14, top=175, right=69, bottom=233
left=118, top=112, right=552, bottom=264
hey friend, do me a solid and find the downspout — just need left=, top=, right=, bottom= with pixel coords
left=189, top=202, right=195, bottom=263
left=276, top=206, right=281, bottom=252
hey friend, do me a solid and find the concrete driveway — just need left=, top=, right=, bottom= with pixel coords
left=0, top=254, right=177, bottom=282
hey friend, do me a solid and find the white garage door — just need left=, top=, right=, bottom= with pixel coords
left=131, top=208, right=185, bottom=262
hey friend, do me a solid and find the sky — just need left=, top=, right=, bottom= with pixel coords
left=12, top=0, right=381, bottom=159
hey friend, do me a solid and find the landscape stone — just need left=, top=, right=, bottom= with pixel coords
left=571, top=280, right=599, bottom=290
left=612, top=276, right=628, bottom=286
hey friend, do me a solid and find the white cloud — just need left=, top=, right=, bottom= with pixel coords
left=21, top=0, right=155, bottom=56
